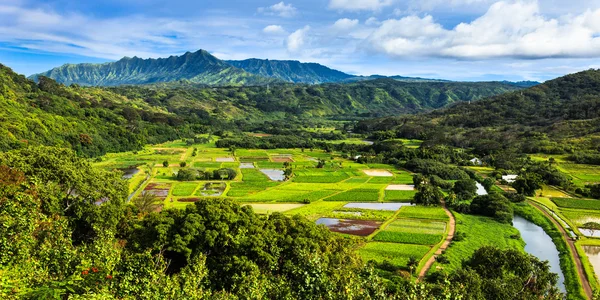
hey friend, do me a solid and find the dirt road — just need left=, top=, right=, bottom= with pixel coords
left=418, top=201, right=456, bottom=280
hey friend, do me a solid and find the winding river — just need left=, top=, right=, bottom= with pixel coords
left=512, top=215, right=566, bottom=292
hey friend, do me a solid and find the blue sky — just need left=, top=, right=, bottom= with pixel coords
left=1, top=0, right=600, bottom=81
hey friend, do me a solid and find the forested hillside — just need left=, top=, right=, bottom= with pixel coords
left=29, top=50, right=279, bottom=86
left=113, top=78, right=521, bottom=118
left=1, top=63, right=520, bottom=156
left=226, top=58, right=354, bottom=84
left=356, top=69, right=600, bottom=155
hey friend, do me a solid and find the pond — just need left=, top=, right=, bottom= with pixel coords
left=513, top=215, right=565, bottom=292
left=583, top=246, right=600, bottom=278
left=316, top=218, right=381, bottom=236
left=578, top=228, right=600, bottom=237
left=343, top=202, right=413, bottom=211
left=239, top=163, right=255, bottom=169
left=119, top=167, right=140, bottom=179
left=260, top=169, right=285, bottom=181
left=362, top=140, right=374, bottom=145
left=199, top=182, right=226, bottom=196
left=475, top=182, right=488, bottom=196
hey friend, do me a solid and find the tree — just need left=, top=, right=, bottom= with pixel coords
left=452, top=179, right=477, bottom=200
left=163, top=161, right=169, bottom=167
left=180, top=161, right=187, bottom=168
left=512, top=173, right=542, bottom=196
left=407, top=257, right=418, bottom=274
left=413, top=184, right=443, bottom=206
left=132, top=191, right=162, bottom=214
left=470, top=193, right=513, bottom=223
left=589, top=184, right=600, bottom=199
left=176, top=168, right=197, bottom=181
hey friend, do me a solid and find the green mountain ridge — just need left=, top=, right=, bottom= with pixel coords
left=356, top=69, right=600, bottom=154
left=29, top=50, right=280, bottom=86
left=1, top=62, right=520, bottom=156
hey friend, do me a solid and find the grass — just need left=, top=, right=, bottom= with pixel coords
left=172, top=183, right=199, bottom=197
left=280, top=190, right=338, bottom=202
left=241, top=168, right=270, bottom=182
left=561, top=209, right=600, bottom=227
left=552, top=197, right=600, bottom=210
left=284, top=201, right=346, bottom=220
left=359, top=242, right=431, bottom=268
left=397, top=206, right=449, bottom=221
left=373, top=231, right=443, bottom=245
left=384, top=190, right=416, bottom=202
left=226, top=181, right=279, bottom=197
left=324, top=188, right=380, bottom=201
left=385, top=219, right=447, bottom=235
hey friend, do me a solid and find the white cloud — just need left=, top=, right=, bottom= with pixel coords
left=258, top=2, right=297, bottom=18
left=328, top=0, right=394, bottom=12
left=263, top=25, right=286, bottom=35
left=365, top=17, right=379, bottom=26
left=332, top=18, right=359, bottom=31
left=366, top=1, right=600, bottom=59
left=287, top=25, right=310, bottom=52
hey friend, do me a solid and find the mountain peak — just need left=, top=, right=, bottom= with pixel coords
left=30, top=50, right=276, bottom=86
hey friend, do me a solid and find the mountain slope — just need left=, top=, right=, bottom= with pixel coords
left=30, top=50, right=278, bottom=86
left=356, top=69, right=600, bottom=153
left=225, top=59, right=354, bottom=84
left=111, top=78, right=522, bottom=118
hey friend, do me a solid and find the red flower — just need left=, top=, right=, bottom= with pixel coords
left=106, top=275, right=113, bottom=280
left=91, top=267, right=98, bottom=273
left=82, top=270, right=89, bottom=275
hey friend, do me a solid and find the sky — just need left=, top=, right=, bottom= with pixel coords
left=1, top=0, right=600, bottom=81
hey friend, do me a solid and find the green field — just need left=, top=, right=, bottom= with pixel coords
left=397, top=206, right=449, bottom=220
left=552, top=197, right=600, bottom=210
left=430, top=213, right=523, bottom=274
left=172, top=183, right=199, bottom=196
left=359, top=242, right=431, bottom=268
left=384, top=190, right=416, bottom=202
left=373, top=231, right=443, bottom=245
left=324, top=188, right=381, bottom=201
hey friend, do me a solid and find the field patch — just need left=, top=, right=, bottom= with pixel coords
left=215, top=157, right=235, bottom=162
left=359, top=242, right=431, bottom=268
left=239, top=162, right=255, bottom=169
left=316, top=218, right=381, bottom=236
left=552, top=198, right=600, bottom=210
left=243, top=203, right=305, bottom=214
left=363, top=169, right=393, bottom=177
left=324, top=188, right=380, bottom=201
left=373, top=231, right=443, bottom=245
left=194, top=182, right=226, bottom=197
left=241, top=168, right=270, bottom=182
left=343, top=202, right=411, bottom=211
left=397, top=206, right=449, bottom=220
left=260, top=169, right=285, bottom=181
left=386, top=184, right=415, bottom=191
left=172, top=183, right=199, bottom=197
left=143, top=183, right=171, bottom=199
left=384, top=190, right=417, bottom=202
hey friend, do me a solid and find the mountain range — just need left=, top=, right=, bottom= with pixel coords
left=30, top=49, right=540, bottom=87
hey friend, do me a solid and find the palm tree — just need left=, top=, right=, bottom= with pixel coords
left=133, top=191, right=162, bottom=214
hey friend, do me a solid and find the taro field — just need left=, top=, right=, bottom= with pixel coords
left=95, top=135, right=452, bottom=278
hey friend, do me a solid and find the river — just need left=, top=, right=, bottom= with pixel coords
left=512, top=215, right=566, bottom=292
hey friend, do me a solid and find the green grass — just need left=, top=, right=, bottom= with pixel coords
left=171, top=183, right=199, bottom=197
left=280, top=190, right=338, bottom=203
left=344, top=177, right=371, bottom=184
left=431, top=213, right=523, bottom=274
left=373, top=231, right=443, bottom=245
left=359, top=242, right=431, bottom=268
left=241, top=168, right=270, bottom=182
left=257, top=161, right=286, bottom=169
left=324, top=188, right=380, bottom=201
left=226, top=181, right=279, bottom=197
left=292, top=170, right=350, bottom=183
left=552, top=197, right=600, bottom=210
left=385, top=219, right=447, bottom=235
left=284, top=201, right=346, bottom=220
left=384, top=190, right=416, bottom=202
left=193, top=162, right=222, bottom=168
left=397, top=206, right=449, bottom=220
left=561, top=209, right=600, bottom=227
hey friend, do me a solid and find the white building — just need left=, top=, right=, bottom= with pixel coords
left=470, top=158, right=483, bottom=166
left=502, top=175, right=518, bottom=183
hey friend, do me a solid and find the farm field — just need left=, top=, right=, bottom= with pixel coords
left=95, top=136, right=477, bottom=281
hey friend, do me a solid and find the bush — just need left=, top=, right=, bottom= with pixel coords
left=176, top=168, right=197, bottom=181
left=470, top=193, right=513, bottom=223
